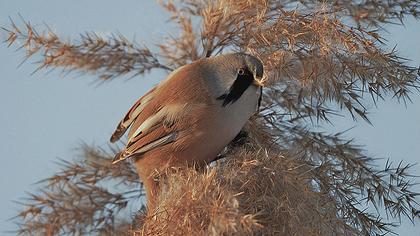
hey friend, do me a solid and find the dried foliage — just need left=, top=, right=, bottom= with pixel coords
left=135, top=135, right=418, bottom=235
left=3, top=0, right=420, bottom=235
left=15, top=145, right=141, bottom=235
left=2, top=17, right=170, bottom=80
left=295, top=0, right=420, bottom=26
left=138, top=148, right=346, bottom=236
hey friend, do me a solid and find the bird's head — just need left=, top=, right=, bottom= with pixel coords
left=210, top=52, right=265, bottom=87
left=205, top=52, right=265, bottom=108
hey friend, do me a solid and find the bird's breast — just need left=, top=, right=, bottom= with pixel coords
left=179, top=85, right=259, bottom=163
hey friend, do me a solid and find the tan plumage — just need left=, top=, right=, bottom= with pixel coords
left=110, top=53, right=264, bottom=211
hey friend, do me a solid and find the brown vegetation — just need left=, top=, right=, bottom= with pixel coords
left=3, top=0, right=420, bottom=235
left=139, top=147, right=350, bottom=235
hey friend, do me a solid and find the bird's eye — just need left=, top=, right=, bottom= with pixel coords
left=238, top=68, right=245, bottom=75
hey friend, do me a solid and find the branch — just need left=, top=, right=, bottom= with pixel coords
left=15, top=144, right=142, bottom=235
left=2, top=18, right=171, bottom=81
left=294, top=0, right=420, bottom=27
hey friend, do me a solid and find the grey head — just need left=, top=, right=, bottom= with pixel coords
left=203, top=52, right=264, bottom=107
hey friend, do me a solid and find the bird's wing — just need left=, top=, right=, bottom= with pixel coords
left=111, top=62, right=215, bottom=164
left=110, top=87, right=156, bottom=143
left=112, top=103, right=208, bottom=164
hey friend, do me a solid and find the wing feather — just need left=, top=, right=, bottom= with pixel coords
left=112, top=132, right=177, bottom=164
left=111, top=61, right=214, bottom=164
left=110, top=88, right=156, bottom=143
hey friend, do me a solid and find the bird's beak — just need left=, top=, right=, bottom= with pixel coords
left=253, top=74, right=266, bottom=87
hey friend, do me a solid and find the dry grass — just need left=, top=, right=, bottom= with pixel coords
left=14, top=140, right=418, bottom=235
left=136, top=148, right=350, bottom=236
left=2, top=0, right=420, bottom=235
left=1, top=16, right=170, bottom=81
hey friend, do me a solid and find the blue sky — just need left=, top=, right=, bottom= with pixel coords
left=0, top=1, right=419, bottom=235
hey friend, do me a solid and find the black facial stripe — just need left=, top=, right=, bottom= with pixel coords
left=217, top=68, right=254, bottom=107
left=257, top=86, right=263, bottom=111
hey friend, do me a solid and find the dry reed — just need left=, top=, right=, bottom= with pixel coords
left=3, top=0, right=420, bottom=235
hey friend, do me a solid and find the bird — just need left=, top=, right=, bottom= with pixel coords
left=109, top=52, right=265, bottom=212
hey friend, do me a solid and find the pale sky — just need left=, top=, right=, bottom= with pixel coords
left=0, top=1, right=419, bottom=235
